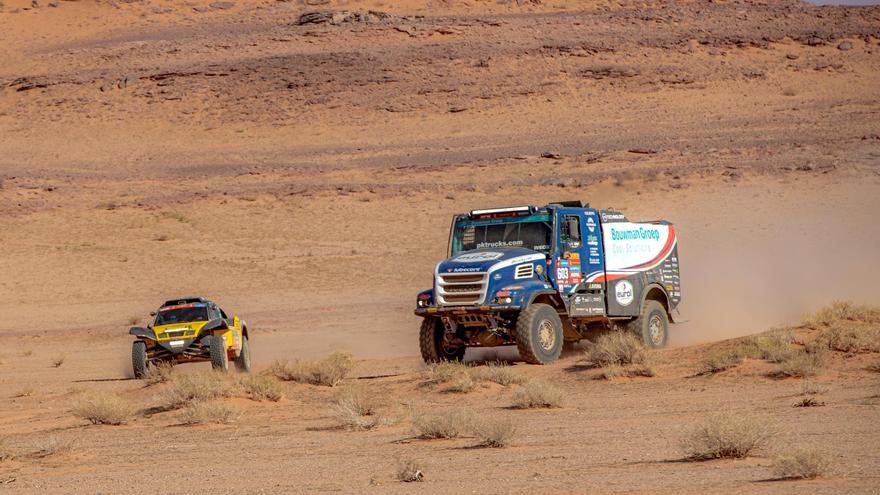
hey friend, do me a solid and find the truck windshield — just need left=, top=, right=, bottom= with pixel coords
left=451, top=214, right=553, bottom=256
left=155, top=305, right=209, bottom=326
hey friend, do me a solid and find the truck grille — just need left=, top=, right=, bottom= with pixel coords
left=436, top=272, right=488, bottom=306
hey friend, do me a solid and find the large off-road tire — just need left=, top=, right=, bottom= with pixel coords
left=234, top=336, right=251, bottom=373
left=620, top=299, right=669, bottom=349
left=209, top=334, right=229, bottom=371
left=419, top=317, right=465, bottom=363
left=516, top=303, right=564, bottom=364
left=132, top=340, right=148, bottom=379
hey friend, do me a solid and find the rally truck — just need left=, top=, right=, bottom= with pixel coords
left=129, top=297, right=251, bottom=377
left=414, top=202, right=681, bottom=364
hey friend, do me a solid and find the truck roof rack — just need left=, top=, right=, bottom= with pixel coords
left=161, top=296, right=209, bottom=307
left=550, top=200, right=588, bottom=208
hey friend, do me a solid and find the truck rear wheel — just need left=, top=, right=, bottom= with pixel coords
left=209, top=335, right=229, bottom=371
left=234, top=336, right=251, bottom=373
left=132, top=341, right=148, bottom=379
left=516, top=303, right=564, bottom=365
left=419, top=317, right=465, bottom=363
left=622, top=300, right=669, bottom=349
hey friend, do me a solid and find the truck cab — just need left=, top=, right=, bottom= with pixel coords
left=415, top=202, right=680, bottom=364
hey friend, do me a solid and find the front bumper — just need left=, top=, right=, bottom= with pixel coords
left=414, top=304, right=520, bottom=316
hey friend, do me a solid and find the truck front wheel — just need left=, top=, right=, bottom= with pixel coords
left=516, top=303, right=564, bottom=365
left=419, top=317, right=465, bottom=363
left=621, top=299, right=669, bottom=349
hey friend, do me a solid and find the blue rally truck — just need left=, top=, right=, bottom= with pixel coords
left=414, top=202, right=681, bottom=364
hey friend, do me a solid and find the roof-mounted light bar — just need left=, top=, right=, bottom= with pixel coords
left=470, top=206, right=531, bottom=216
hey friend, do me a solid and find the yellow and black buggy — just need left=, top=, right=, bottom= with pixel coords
left=129, top=297, right=251, bottom=378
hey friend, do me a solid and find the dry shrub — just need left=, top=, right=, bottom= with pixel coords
left=680, top=412, right=776, bottom=460
left=585, top=331, right=647, bottom=367
left=794, top=397, right=825, bottom=408
left=807, top=301, right=880, bottom=325
left=20, top=350, right=33, bottom=357
left=811, top=323, right=880, bottom=354
left=161, top=371, right=238, bottom=409
left=266, top=351, right=353, bottom=387
left=143, top=361, right=175, bottom=386
left=420, top=361, right=472, bottom=387
left=446, top=373, right=477, bottom=393
left=865, top=360, right=880, bottom=373
left=14, top=387, right=35, bottom=398
left=52, top=354, right=66, bottom=368
left=32, top=435, right=78, bottom=458
left=332, top=384, right=383, bottom=431
left=774, top=350, right=823, bottom=378
left=696, top=349, right=744, bottom=376
left=595, top=363, right=655, bottom=380
left=72, top=392, right=135, bottom=425
left=472, top=363, right=527, bottom=386
left=798, top=381, right=829, bottom=396
left=179, top=401, right=241, bottom=425
left=511, top=380, right=563, bottom=409
left=238, top=374, right=284, bottom=402
left=395, top=458, right=424, bottom=482
left=412, top=409, right=471, bottom=439
left=471, top=416, right=517, bottom=448
left=744, top=329, right=794, bottom=363
left=771, top=447, right=833, bottom=480
left=0, top=438, right=13, bottom=462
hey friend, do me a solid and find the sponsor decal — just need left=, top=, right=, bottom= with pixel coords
left=452, top=267, right=482, bottom=272
left=493, top=273, right=502, bottom=280
left=556, top=267, right=569, bottom=281
left=615, top=280, right=635, bottom=306
left=586, top=216, right=596, bottom=233
left=569, top=252, right=581, bottom=264
left=454, top=251, right=504, bottom=262
left=601, top=211, right=626, bottom=222
left=476, top=240, right=524, bottom=249
left=587, top=283, right=603, bottom=290
left=587, top=235, right=598, bottom=246
left=610, top=227, right=661, bottom=242
left=589, top=257, right=601, bottom=264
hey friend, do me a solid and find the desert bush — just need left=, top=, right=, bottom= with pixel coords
left=0, top=438, right=13, bottom=462
left=793, top=396, right=825, bottom=407
left=807, top=301, right=880, bottom=325
left=32, top=435, right=78, bottom=458
left=595, top=363, right=655, bottom=380
left=179, top=401, right=241, bottom=425
left=696, top=349, right=744, bottom=375
left=395, top=458, right=424, bottom=482
left=266, top=351, right=353, bottom=387
left=865, top=360, right=880, bottom=373
left=14, top=387, right=35, bottom=398
left=471, top=416, right=517, bottom=448
left=471, top=362, right=527, bottom=386
left=446, top=373, right=477, bottom=393
left=585, top=331, right=647, bottom=367
left=744, top=329, right=794, bottom=363
left=332, top=384, right=382, bottom=431
left=72, top=392, right=135, bottom=425
left=771, top=446, right=833, bottom=480
left=412, top=409, right=471, bottom=439
left=679, top=412, right=776, bottom=460
left=52, top=354, right=66, bottom=368
left=811, top=323, right=880, bottom=354
left=511, top=380, right=563, bottom=409
left=20, top=349, right=33, bottom=357
left=798, top=381, right=829, bottom=396
left=238, top=374, right=284, bottom=402
left=420, top=361, right=472, bottom=387
left=161, top=371, right=238, bottom=409
left=143, top=361, right=175, bottom=385
left=774, top=350, right=823, bottom=378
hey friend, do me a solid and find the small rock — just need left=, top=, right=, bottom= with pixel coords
left=541, top=152, right=562, bottom=159
left=193, top=5, right=209, bottom=12
left=48, top=0, right=58, bottom=6
left=837, top=41, right=852, bottom=51
left=806, top=37, right=824, bottom=47
left=31, top=0, right=40, bottom=8
left=209, top=1, right=234, bottom=9
left=448, top=106, right=467, bottom=113
left=796, top=164, right=814, bottom=172
left=628, top=148, right=657, bottom=154
left=786, top=53, right=799, bottom=60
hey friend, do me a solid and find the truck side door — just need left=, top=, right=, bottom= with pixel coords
left=552, top=208, right=592, bottom=295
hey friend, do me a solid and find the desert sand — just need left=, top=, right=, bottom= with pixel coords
left=1, top=0, right=879, bottom=493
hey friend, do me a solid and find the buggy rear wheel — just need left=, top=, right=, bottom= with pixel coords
left=209, top=335, right=229, bottom=371
left=132, top=340, right=148, bottom=379
left=234, top=336, right=251, bottom=373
